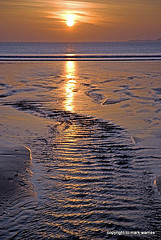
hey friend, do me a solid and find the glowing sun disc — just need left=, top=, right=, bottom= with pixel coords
left=66, top=15, right=75, bottom=27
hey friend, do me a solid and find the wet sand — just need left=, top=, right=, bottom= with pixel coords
left=0, top=61, right=161, bottom=239
left=0, top=105, right=50, bottom=200
left=0, top=146, right=31, bottom=194
left=155, top=175, right=161, bottom=195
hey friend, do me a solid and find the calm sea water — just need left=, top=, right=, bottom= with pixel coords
left=0, top=41, right=161, bottom=61
left=1, top=41, right=161, bottom=54
left=0, top=42, right=161, bottom=240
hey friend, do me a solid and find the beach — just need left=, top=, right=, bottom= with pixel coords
left=1, top=59, right=161, bottom=239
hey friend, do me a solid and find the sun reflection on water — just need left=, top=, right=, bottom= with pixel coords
left=64, top=61, right=77, bottom=112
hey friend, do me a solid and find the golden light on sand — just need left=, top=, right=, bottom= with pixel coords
left=64, top=61, right=77, bottom=112
left=66, top=14, right=75, bottom=27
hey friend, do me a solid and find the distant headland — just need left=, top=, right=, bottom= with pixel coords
left=129, top=38, right=161, bottom=42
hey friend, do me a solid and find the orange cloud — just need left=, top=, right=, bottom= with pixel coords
left=46, top=0, right=109, bottom=27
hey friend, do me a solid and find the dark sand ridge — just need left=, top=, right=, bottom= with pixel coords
left=0, top=145, right=32, bottom=196
left=0, top=104, right=55, bottom=207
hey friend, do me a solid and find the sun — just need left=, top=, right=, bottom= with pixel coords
left=66, top=14, right=75, bottom=27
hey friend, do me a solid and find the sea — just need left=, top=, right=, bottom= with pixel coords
left=0, top=41, right=161, bottom=61
left=0, top=41, right=161, bottom=240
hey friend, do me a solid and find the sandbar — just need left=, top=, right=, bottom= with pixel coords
left=0, top=145, right=32, bottom=195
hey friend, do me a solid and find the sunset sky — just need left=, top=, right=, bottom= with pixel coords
left=0, top=0, right=161, bottom=42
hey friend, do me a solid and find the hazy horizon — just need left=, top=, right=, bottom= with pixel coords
left=0, top=39, right=161, bottom=43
